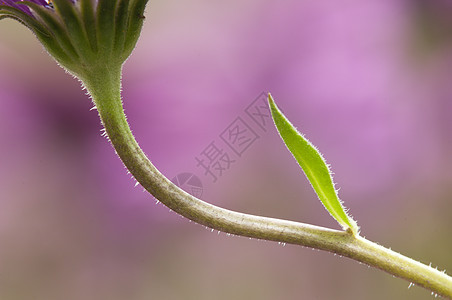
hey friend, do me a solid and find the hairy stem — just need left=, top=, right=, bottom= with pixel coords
left=83, top=69, right=452, bottom=299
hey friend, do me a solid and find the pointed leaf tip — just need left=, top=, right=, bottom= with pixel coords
left=268, top=94, right=359, bottom=235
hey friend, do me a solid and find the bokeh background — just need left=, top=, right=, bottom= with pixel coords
left=0, top=0, right=451, bottom=299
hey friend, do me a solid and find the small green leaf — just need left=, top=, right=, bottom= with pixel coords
left=268, top=94, right=358, bottom=235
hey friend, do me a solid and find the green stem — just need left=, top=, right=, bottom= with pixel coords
left=84, top=69, right=452, bottom=299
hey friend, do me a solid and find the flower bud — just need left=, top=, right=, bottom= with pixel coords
left=0, top=0, right=149, bottom=78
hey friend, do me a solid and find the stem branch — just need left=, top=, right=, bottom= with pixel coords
left=84, top=70, right=452, bottom=299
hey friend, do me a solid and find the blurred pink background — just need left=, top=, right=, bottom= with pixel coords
left=0, top=1, right=451, bottom=299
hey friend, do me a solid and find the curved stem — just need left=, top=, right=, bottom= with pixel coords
left=83, top=69, right=452, bottom=299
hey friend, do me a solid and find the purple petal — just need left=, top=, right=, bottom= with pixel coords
left=0, top=0, right=55, bottom=16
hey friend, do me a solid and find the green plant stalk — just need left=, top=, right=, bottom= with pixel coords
left=84, top=69, right=452, bottom=299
